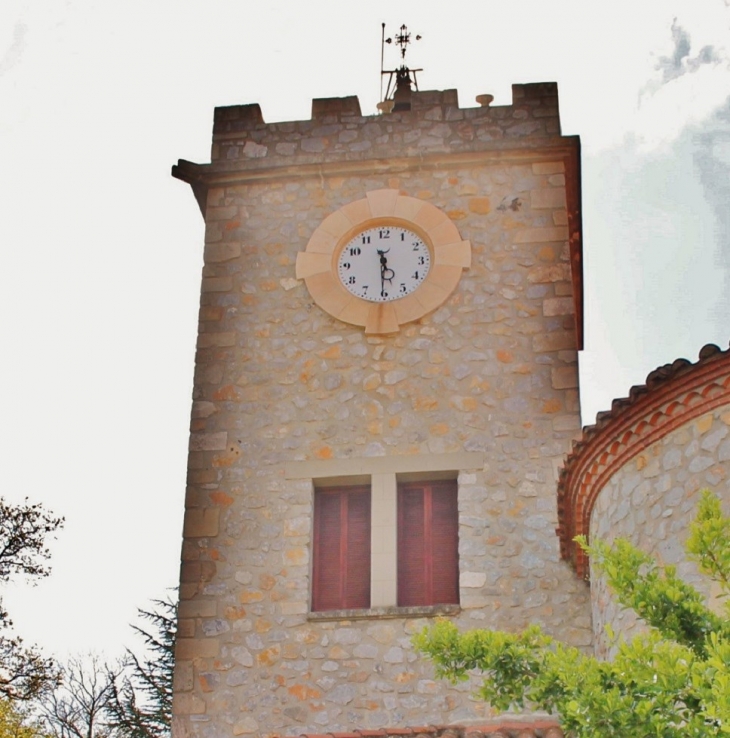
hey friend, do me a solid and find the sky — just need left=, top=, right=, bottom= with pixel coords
left=1, top=0, right=729, bottom=661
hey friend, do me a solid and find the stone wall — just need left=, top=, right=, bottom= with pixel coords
left=590, top=405, right=730, bottom=658
left=210, top=83, right=561, bottom=169
left=173, top=83, right=591, bottom=737
left=557, top=343, right=730, bottom=659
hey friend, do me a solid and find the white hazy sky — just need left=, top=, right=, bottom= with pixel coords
left=1, top=0, right=729, bottom=660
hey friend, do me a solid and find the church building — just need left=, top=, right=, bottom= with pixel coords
left=171, top=52, right=730, bottom=738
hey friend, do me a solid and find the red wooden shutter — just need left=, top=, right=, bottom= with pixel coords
left=430, top=481, right=460, bottom=605
left=344, top=489, right=371, bottom=608
left=312, top=490, right=343, bottom=612
left=312, top=486, right=370, bottom=611
left=397, top=480, right=459, bottom=606
left=397, top=485, right=427, bottom=606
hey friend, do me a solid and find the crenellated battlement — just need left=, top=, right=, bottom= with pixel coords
left=209, top=82, right=562, bottom=165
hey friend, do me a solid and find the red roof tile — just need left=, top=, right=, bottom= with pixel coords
left=557, top=341, right=730, bottom=577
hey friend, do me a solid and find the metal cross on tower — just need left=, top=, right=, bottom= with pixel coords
left=379, top=23, right=423, bottom=112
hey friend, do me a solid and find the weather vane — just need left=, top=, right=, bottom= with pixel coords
left=379, top=23, right=423, bottom=112
left=389, top=24, right=421, bottom=59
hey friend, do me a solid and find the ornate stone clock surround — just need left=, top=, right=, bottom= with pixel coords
left=295, top=189, right=471, bottom=334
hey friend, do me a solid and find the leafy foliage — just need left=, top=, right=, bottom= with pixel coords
left=0, top=636, right=58, bottom=705
left=0, top=499, right=64, bottom=581
left=0, top=498, right=63, bottom=700
left=106, top=598, right=175, bottom=738
left=413, top=490, right=730, bottom=737
left=0, top=697, right=46, bottom=738
left=578, top=535, right=727, bottom=656
left=687, top=490, right=730, bottom=595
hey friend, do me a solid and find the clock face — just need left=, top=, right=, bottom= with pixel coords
left=295, top=189, right=471, bottom=334
left=337, top=226, right=430, bottom=302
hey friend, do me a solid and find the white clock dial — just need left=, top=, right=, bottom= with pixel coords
left=337, top=226, right=430, bottom=302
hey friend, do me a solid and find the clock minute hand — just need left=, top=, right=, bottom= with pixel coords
left=377, top=249, right=395, bottom=295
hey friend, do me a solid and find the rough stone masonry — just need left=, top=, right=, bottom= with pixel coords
left=172, top=82, right=592, bottom=737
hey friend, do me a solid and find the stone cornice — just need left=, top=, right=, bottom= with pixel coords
left=557, top=342, right=730, bottom=578
left=172, top=137, right=580, bottom=189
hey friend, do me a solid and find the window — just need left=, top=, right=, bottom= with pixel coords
left=311, top=486, right=371, bottom=612
left=300, top=460, right=469, bottom=615
left=397, top=479, right=459, bottom=607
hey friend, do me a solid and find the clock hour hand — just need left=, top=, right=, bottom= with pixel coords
left=377, top=248, right=395, bottom=295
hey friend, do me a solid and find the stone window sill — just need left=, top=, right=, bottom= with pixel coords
left=307, top=604, right=460, bottom=621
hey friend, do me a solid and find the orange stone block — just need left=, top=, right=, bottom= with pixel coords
left=288, top=684, right=322, bottom=701
left=451, top=396, right=478, bottom=412
left=284, top=547, right=308, bottom=565
left=212, top=446, right=241, bottom=468
left=223, top=606, right=247, bottom=620
left=366, top=188, right=399, bottom=216
left=177, top=619, right=195, bottom=638
left=393, top=194, right=426, bottom=221
left=199, top=306, right=224, bottom=321
left=433, top=240, right=471, bottom=268
left=695, top=414, right=714, bottom=434
left=254, top=618, right=272, bottom=633
left=430, top=423, right=449, bottom=436
left=259, top=574, right=276, bottom=590
left=367, top=420, right=382, bottom=435
left=542, top=399, right=562, bottom=413
left=365, top=302, right=399, bottom=334
left=413, top=396, right=439, bottom=411
left=363, top=373, right=381, bottom=391
left=468, top=197, right=491, bottom=215
left=538, top=245, right=556, bottom=261
left=363, top=401, right=382, bottom=419
left=340, top=197, right=372, bottom=225
left=238, top=590, right=264, bottom=604
left=175, top=638, right=220, bottom=661
left=183, top=509, right=220, bottom=539
left=256, top=646, right=281, bottom=667
left=199, top=674, right=216, bottom=693
left=172, top=692, right=206, bottom=716
left=318, top=345, right=341, bottom=359
left=318, top=208, right=352, bottom=240
left=209, top=491, right=234, bottom=507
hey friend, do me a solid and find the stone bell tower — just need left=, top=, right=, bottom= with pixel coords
left=171, top=74, right=589, bottom=737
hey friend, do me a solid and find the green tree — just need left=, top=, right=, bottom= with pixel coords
left=0, top=697, right=46, bottom=738
left=0, top=498, right=63, bottom=700
left=413, top=490, right=730, bottom=737
left=106, top=598, right=176, bottom=738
